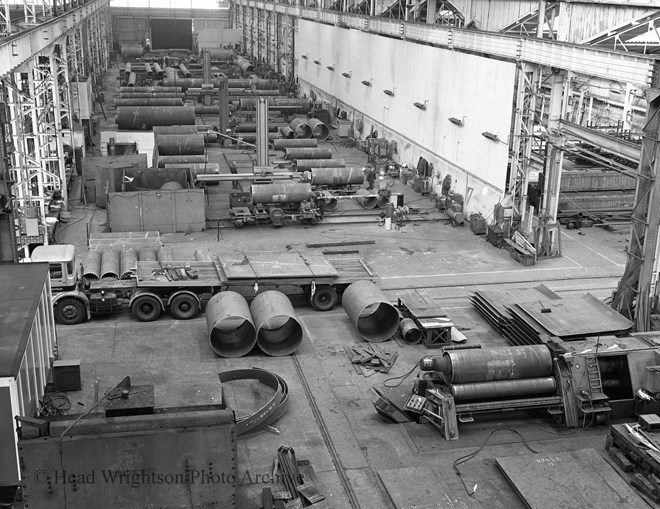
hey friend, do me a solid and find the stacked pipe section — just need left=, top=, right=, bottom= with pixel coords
left=420, top=345, right=556, bottom=401
left=206, top=290, right=303, bottom=357
left=81, top=247, right=158, bottom=281
left=342, top=281, right=400, bottom=342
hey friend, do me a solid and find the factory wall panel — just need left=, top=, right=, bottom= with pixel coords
left=554, top=3, right=648, bottom=43
left=450, top=0, right=538, bottom=30
left=297, top=20, right=515, bottom=196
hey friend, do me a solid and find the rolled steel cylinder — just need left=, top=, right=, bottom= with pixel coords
left=195, top=105, right=220, bottom=114
left=101, top=250, right=120, bottom=279
left=228, top=90, right=281, bottom=97
left=310, top=167, right=364, bottom=186
left=162, top=78, right=221, bottom=90
left=234, top=133, right=279, bottom=143
left=355, top=188, right=378, bottom=209
left=289, top=118, right=312, bottom=139
left=239, top=98, right=311, bottom=113
left=153, top=125, right=199, bottom=135
left=152, top=62, right=164, bottom=77
left=82, top=251, right=102, bottom=280
left=119, top=93, right=184, bottom=99
left=250, top=291, right=303, bottom=356
left=206, top=292, right=257, bottom=358
left=228, top=78, right=278, bottom=90
left=127, top=72, right=137, bottom=87
left=115, top=98, right=184, bottom=107
left=308, top=118, right=330, bottom=141
left=165, top=67, right=178, bottom=81
left=124, top=62, right=132, bottom=76
left=279, top=126, right=294, bottom=139
left=157, top=247, right=176, bottom=262
left=119, top=87, right=183, bottom=93
left=296, top=159, right=346, bottom=170
left=251, top=182, right=314, bottom=204
left=234, top=123, right=278, bottom=133
left=116, top=106, right=196, bottom=130
left=208, top=48, right=234, bottom=61
left=121, top=44, right=143, bottom=58
left=377, top=195, right=390, bottom=209
left=179, top=63, right=192, bottom=78
left=144, top=62, right=152, bottom=77
left=318, top=191, right=338, bottom=212
left=156, top=134, right=205, bottom=155
left=120, top=248, right=138, bottom=279
left=420, top=345, right=553, bottom=384
left=342, top=280, right=400, bottom=342
left=194, top=248, right=215, bottom=261
left=399, top=318, right=422, bottom=344
left=273, top=138, right=317, bottom=149
left=138, top=247, right=158, bottom=262
left=157, top=155, right=206, bottom=168
left=450, top=377, right=557, bottom=401
left=284, top=147, right=332, bottom=160
left=235, top=56, right=255, bottom=73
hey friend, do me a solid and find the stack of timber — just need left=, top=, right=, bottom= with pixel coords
left=470, top=288, right=633, bottom=345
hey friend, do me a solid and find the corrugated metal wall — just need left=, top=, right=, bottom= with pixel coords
left=451, top=0, right=538, bottom=30
left=555, top=3, right=649, bottom=44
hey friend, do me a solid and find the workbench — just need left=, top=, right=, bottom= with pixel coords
left=395, top=289, right=454, bottom=347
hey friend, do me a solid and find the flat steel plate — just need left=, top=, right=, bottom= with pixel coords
left=217, top=251, right=338, bottom=280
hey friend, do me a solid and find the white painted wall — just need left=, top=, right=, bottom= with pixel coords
left=100, top=130, right=155, bottom=167
left=296, top=20, right=516, bottom=216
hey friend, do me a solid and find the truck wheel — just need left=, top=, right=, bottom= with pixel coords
left=131, top=295, right=162, bottom=322
left=170, top=293, right=199, bottom=320
left=310, top=286, right=337, bottom=311
left=55, top=298, right=86, bottom=325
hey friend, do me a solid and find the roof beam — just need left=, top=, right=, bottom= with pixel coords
left=558, top=119, right=641, bottom=163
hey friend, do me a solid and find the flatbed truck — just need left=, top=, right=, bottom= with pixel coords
left=31, top=244, right=377, bottom=325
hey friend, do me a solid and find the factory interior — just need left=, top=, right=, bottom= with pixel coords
left=5, top=0, right=660, bottom=508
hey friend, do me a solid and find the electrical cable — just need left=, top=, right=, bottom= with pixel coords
left=383, top=359, right=423, bottom=387
left=453, top=427, right=538, bottom=496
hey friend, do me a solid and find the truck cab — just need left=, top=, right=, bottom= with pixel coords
left=30, top=244, right=90, bottom=325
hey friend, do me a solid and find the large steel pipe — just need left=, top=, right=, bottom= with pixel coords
left=318, top=191, right=338, bottom=212
left=450, top=377, right=557, bottom=401
left=289, top=118, right=312, bottom=139
left=228, top=78, right=278, bottom=89
left=239, top=98, right=311, bottom=113
left=152, top=62, right=164, bottom=78
left=115, top=98, right=184, bottom=107
left=251, top=182, right=314, bottom=203
left=116, top=106, right=195, bottom=130
left=119, top=87, right=183, bottom=93
left=82, top=251, right=101, bottom=280
left=279, top=127, right=294, bottom=139
left=206, top=292, right=257, bottom=358
left=138, top=247, right=158, bottom=261
left=208, top=48, right=234, bottom=61
left=308, top=118, right=329, bottom=141
left=127, top=72, right=137, bottom=87
left=342, top=280, right=400, bottom=342
left=157, top=155, right=206, bottom=167
left=156, top=134, right=206, bottom=155
left=123, top=62, right=132, bottom=76
left=285, top=148, right=332, bottom=160
left=234, top=133, right=279, bottom=143
left=195, top=105, right=220, bottom=114
left=234, top=123, right=278, bottom=133
left=120, top=248, right=137, bottom=279
left=355, top=188, right=378, bottom=209
left=399, top=318, right=422, bottom=344
left=295, top=159, right=346, bottom=170
left=101, top=250, right=120, bottom=279
left=121, top=44, right=143, bottom=58
left=420, top=345, right=553, bottom=384
left=162, top=77, right=233, bottom=90
left=165, top=67, right=178, bottom=81
left=310, top=167, right=364, bottom=186
left=118, top=93, right=184, bottom=99
left=273, top=138, right=317, bottom=149
left=250, top=291, right=303, bottom=356
left=153, top=125, right=199, bottom=135
left=144, top=62, right=152, bottom=77
left=179, top=63, right=192, bottom=78
left=235, top=56, right=255, bottom=73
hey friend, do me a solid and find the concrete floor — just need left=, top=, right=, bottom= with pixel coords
left=49, top=66, right=649, bottom=508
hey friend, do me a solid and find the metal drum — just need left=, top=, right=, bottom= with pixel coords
left=342, top=280, right=399, bottom=342
left=206, top=292, right=257, bottom=358
left=399, top=318, right=422, bottom=344
left=250, top=291, right=303, bottom=356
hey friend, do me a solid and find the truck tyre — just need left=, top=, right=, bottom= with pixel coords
left=131, top=295, right=162, bottom=322
left=310, top=285, right=337, bottom=311
left=170, top=293, right=199, bottom=320
left=55, top=297, right=86, bottom=325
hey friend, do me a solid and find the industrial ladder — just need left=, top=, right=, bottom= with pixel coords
left=586, top=356, right=605, bottom=397
left=576, top=356, right=611, bottom=427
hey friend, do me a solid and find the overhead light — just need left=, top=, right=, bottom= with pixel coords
left=482, top=131, right=500, bottom=142
left=361, top=79, right=372, bottom=87
left=342, top=71, right=351, bottom=78
left=301, top=54, right=308, bottom=59
left=383, top=89, right=395, bottom=96
left=448, top=116, right=465, bottom=127
left=327, top=65, right=335, bottom=71
left=413, top=101, right=427, bottom=110
left=313, top=59, right=321, bottom=65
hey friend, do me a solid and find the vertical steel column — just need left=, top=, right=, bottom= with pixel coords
left=1, top=0, right=12, bottom=35
left=542, top=71, right=565, bottom=221
left=51, top=43, right=73, bottom=210
left=97, top=6, right=109, bottom=74
left=0, top=89, right=18, bottom=261
left=612, top=90, right=660, bottom=330
left=256, top=98, right=269, bottom=166
left=86, top=11, right=100, bottom=80
left=23, top=0, right=37, bottom=25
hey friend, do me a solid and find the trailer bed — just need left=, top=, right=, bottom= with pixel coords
left=135, top=261, right=225, bottom=287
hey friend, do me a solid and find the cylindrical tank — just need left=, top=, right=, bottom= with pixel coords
left=82, top=250, right=101, bottom=280
left=157, top=247, right=176, bottom=262
left=420, top=345, right=553, bottom=384
left=138, top=247, right=158, bottom=262
left=308, top=118, right=330, bottom=141
left=250, top=291, right=303, bottom=356
left=355, top=188, right=378, bottom=209
left=156, top=134, right=205, bottom=155
left=206, top=292, right=257, bottom=358
left=119, top=87, right=183, bottom=93
left=284, top=147, right=332, bottom=160
left=447, top=208, right=465, bottom=225
left=279, top=126, right=295, bottom=139
left=342, top=280, right=400, bottom=342
left=235, top=56, right=255, bottom=73
left=273, top=138, right=317, bottom=150
left=101, top=250, right=120, bottom=279
left=115, top=98, right=184, bottom=107
left=251, top=182, right=314, bottom=204
left=121, top=44, right=143, bottom=58
left=450, top=377, right=557, bottom=401
left=153, top=125, right=199, bottom=135
left=116, top=106, right=195, bottom=130
left=234, top=123, right=278, bottom=133
left=399, top=318, right=422, bottom=344
left=310, top=167, right=364, bottom=186
left=289, top=118, right=312, bottom=138
left=157, top=155, right=207, bottom=168
left=120, top=248, right=137, bottom=279
left=295, top=159, right=346, bottom=170
left=119, top=93, right=184, bottom=99
left=179, top=63, right=192, bottom=78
